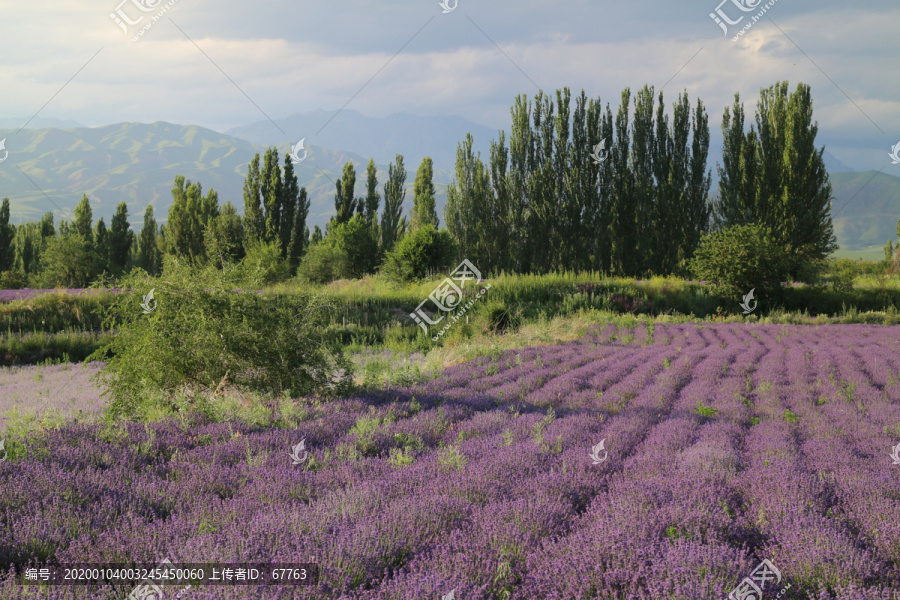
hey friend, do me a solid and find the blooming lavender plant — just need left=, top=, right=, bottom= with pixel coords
left=1, top=323, right=900, bottom=598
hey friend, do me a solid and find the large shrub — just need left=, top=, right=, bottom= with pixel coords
left=87, top=255, right=352, bottom=420
left=328, top=215, right=379, bottom=279
left=0, top=270, right=27, bottom=290
left=381, top=225, right=458, bottom=282
left=690, top=223, right=791, bottom=299
left=298, top=242, right=351, bottom=284
left=297, top=215, right=378, bottom=284
left=236, top=239, right=291, bottom=285
left=37, top=234, right=103, bottom=288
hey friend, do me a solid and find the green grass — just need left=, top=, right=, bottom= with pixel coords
left=6, top=264, right=900, bottom=439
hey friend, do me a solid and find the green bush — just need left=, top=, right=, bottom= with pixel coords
left=690, top=224, right=791, bottom=299
left=0, top=270, right=27, bottom=289
left=328, top=215, right=379, bottom=279
left=298, top=242, right=351, bottom=284
left=381, top=225, right=458, bottom=282
left=87, top=255, right=352, bottom=421
left=236, top=239, right=291, bottom=285
left=298, top=215, right=378, bottom=283
left=36, top=234, right=104, bottom=288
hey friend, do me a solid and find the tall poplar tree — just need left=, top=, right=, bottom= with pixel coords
left=205, top=201, right=246, bottom=267
left=713, top=81, right=836, bottom=273
left=0, top=197, right=14, bottom=272
left=137, top=204, right=161, bottom=276
left=380, top=155, right=407, bottom=253
left=364, top=158, right=380, bottom=225
left=507, top=95, right=534, bottom=273
left=93, top=218, right=110, bottom=273
left=280, top=156, right=299, bottom=260
left=167, top=175, right=204, bottom=262
left=73, top=194, right=93, bottom=243
left=444, top=134, right=491, bottom=269
left=242, top=154, right=264, bottom=243
left=109, top=201, right=134, bottom=276
left=609, top=88, right=635, bottom=276
left=410, top=157, right=438, bottom=232
left=287, top=186, right=310, bottom=270
left=682, top=95, right=712, bottom=266
left=334, top=162, right=358, bottom=225
left=262, top=148, right=283, bottom=245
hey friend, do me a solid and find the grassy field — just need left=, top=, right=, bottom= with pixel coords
left=3, top=264, right=900, bottom=437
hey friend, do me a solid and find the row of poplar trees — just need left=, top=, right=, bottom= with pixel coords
left=444, top=80, right=836, bottom=278
left=0, top=195, right=135, bottom=285
left=0, top=80, right=837, bottom=284
left=151, top=148, right=312, bottom=276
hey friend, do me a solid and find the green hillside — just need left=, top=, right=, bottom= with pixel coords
left=830, top=170, right=900, bottom=251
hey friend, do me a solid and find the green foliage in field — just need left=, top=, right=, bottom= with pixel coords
left=86, top=255, right=352, bottom=420
left=235, top=239, right=291, bottom=286
left=0, top=270, right=27, bottom=290
left=381, top=225, right=458, bottom=282
left=298, top=215, right=378, bottom=284
left=479, top=300, right=522, bottom=335
left=690, top=224, right=792, bottom=299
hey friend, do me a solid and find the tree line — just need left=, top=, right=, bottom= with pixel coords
left=0, top=79, right=844, bottom=288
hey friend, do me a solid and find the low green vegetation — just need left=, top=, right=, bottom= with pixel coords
left=86, top=255, right=352, bottom=421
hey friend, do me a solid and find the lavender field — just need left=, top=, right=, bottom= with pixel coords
left=2, top=322, right=900, bottom=599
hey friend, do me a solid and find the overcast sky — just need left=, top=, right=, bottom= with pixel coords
left=2, top=0, right=898, bottom=171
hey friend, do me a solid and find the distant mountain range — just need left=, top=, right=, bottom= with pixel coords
left=0, top=112, right=896, bottom=254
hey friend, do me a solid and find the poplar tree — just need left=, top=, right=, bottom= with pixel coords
left=167, top=175, right=204, bottom=262
left=334, top=162, right=358, bottom=225
left=93, top=218, right=110, bottom=273
left=410, top=157, right=438, bottom=232
left=0, top=198, right=14, bottom=272
left=205, top=201, right=245, bottom=267
left=713, top=81, right=836, bottom=274
left=109, top=201, right=134, bottom=276
left=609, top=88, right=636, bottom=276
left=280, top=156, right=299, bottom=260
left=444, top=134, right=490, bottom=268
left=242, top=154, right=264, bottom=243
left=287, top=186, right=310, bottom=271
left=507, top=95, right=534, bottom=273
left=364, top=158, right=380, bottom=225
left=137, top=204, right=161, bottom=276
left=262, top=147, right=283, bottom=245
left=74, top=194, right=93, bottom=243
left=380, top=155, right=407, bottom=253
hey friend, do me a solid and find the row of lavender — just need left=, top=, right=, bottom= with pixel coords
left=1, top=323, right=898, bottom=599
